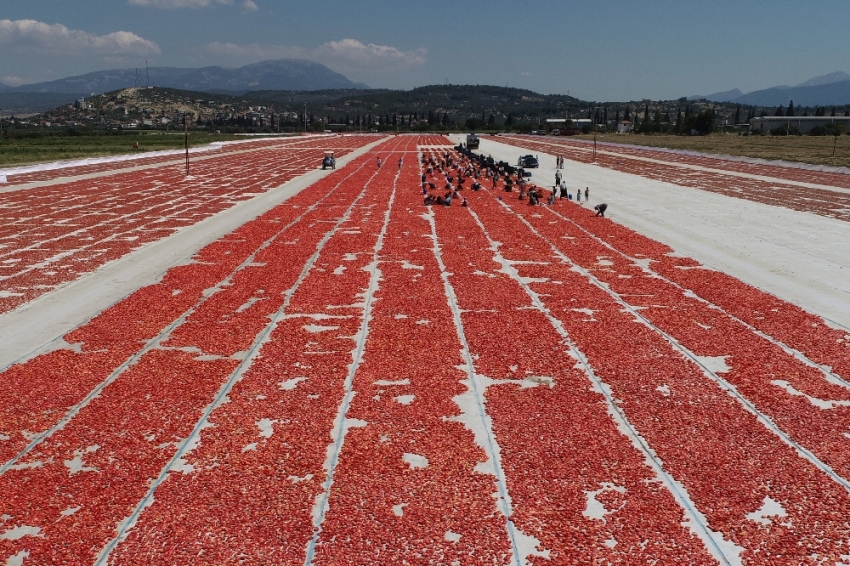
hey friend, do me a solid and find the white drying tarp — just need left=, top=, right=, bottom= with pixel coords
left=0, top=143, right=222, bottom=178
left=477, top=135, right=850, bottom=329
left=0, top=135, right=305, bottom=179
left=506, top=134, right=850, bottom=176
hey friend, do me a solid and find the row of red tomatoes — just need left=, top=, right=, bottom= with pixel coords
left=459, top=170, right=850, bottom=563
left=0, top=144, right=397, bottom=564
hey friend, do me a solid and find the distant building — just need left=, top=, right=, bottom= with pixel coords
left=617, top=120, right=633, bottom=133
left=749, top=115, right=850, bottom=134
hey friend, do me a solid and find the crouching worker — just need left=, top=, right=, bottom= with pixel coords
left=594, top=203, right=608, bottom=217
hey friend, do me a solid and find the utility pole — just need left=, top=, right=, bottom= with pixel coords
left=592, top=104, right=599, bottom=163
left=304, top=103, right=307, bottom=133
left=184, top=115, right=190, bottom=176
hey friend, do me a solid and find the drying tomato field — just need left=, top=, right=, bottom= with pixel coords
left=0, top=136, right=380, bottom=313
left=497, top=135, right=850, bottom=222
left=2, top=133, right=850, bottom=565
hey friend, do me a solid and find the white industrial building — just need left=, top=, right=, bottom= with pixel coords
left=749, top=115, right=850, bottom=134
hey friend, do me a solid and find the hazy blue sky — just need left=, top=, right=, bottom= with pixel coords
left=2, top=0, right=849, bottom=101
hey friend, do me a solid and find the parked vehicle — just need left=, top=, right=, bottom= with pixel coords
left=517, top=155, right=539, bottom=168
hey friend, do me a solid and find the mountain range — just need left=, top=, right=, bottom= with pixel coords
left=690, top=72, right=850, bottom=106
left=0, top=59, right=367, bottom=97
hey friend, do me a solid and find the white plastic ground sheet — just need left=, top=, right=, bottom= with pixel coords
left=514, top=134, right=850, bottom=176
left=463, top=134, right=850, bottom=330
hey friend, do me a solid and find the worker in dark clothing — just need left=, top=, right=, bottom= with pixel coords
left=594, top=203, right=608, bottom=217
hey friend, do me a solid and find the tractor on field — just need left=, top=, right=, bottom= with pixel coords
left=466, top=133, right=480, bottom=150
left=322, top=151, right=336, bottom=170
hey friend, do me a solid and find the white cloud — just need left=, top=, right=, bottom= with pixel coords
left=204, top=38, right=426, bottom=73
left=317, top=39, right=425, bottom=67
left=128, top=0, right=257, bottom=9
left=0, top=19, right=159, bottom=55
left=2, top=75, right=25, bottom=87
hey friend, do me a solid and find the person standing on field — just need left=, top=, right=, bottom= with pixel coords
left=555, top=170, right=561, bottom=187
left=585, top=187, right=589, bottom=201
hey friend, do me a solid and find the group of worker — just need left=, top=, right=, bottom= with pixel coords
left=416, top=147, right=608, bottom=217
left=421, top=151, right=470, bottom=207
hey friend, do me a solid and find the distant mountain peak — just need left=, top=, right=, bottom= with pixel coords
left=796, top=71, right=850, bottom=88
left=688, top=88, right=742, bottom=102
left=686, top=71, right=850, bottom=107
left=5, top=59, right=369, bottom=95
